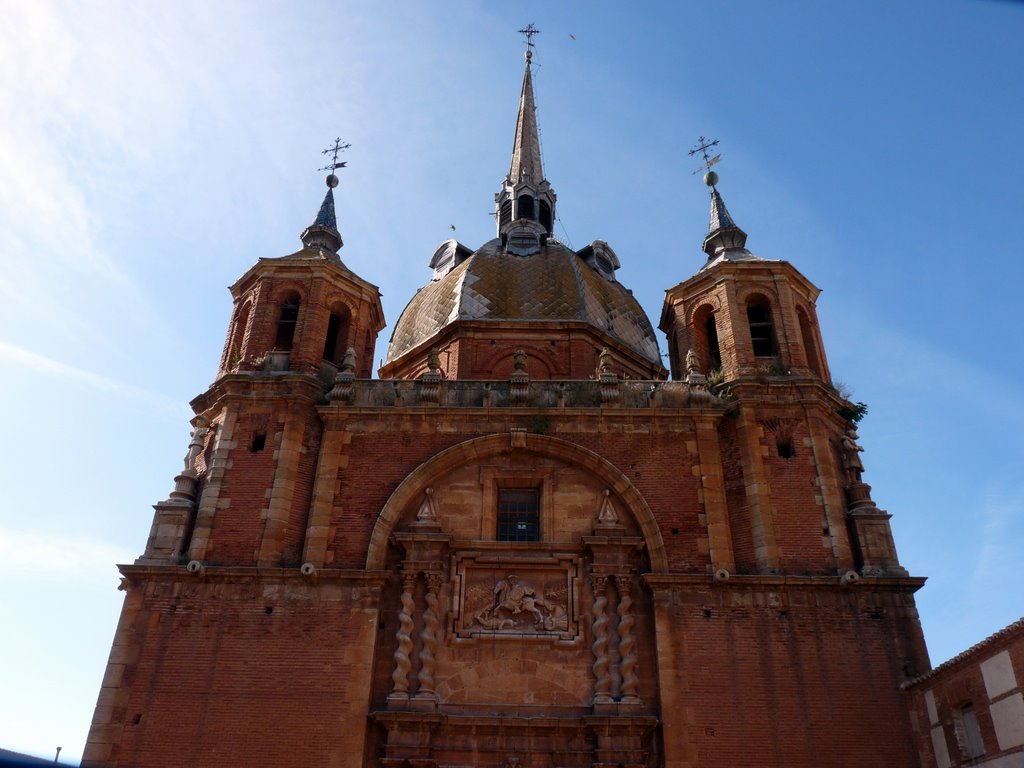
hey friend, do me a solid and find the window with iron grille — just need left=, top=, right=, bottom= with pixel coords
left=497, top=489, right=540, bottom=542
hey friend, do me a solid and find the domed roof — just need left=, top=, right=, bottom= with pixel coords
left=385, top=238, right=661, bottom=365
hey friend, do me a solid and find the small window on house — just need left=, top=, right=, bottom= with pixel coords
left=517, top=194, right=535, bottom=220
left=497, top=489, right=540, bottom=542
left=274, top=297, right=300, bottom=351
left=746, top=297, right=776, bottom=358
left=250, top=432, right=266, bottom=453
left=777, top=438, right=795, bottom=459
left=958, top=703, right=985, bottom=759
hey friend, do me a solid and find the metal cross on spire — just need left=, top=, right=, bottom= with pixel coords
left=519, top=23, right=541, bottom=57
left=318, top=138, right=351, bottom=173
left=688, top=136, right=721, bottom=176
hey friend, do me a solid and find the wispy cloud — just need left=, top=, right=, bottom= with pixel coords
left=0, top=526, right=134, bottom=578
left=0, top=340, right=188, bottom=416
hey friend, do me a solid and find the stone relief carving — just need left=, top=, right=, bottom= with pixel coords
left=451, top=556, right=581, bottom=641
left=471, top=573, right=568, bottom=633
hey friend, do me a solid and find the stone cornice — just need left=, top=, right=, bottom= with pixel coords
left=643, top=572, right=926, bottom=591
left=118, top=563, right=392, bottom=587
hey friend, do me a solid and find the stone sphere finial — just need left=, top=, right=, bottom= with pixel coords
left=326, top=173, right=339, bottom=189
left=704, top=170, right=719, bottom=187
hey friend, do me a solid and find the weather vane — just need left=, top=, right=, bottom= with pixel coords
left=688, top=136, right=722, bottom=187
left=319, top=138, right=351, bottom=173
left=519, top=23, right=540, bottom=58
left=319, top=138, right=351, bottom=189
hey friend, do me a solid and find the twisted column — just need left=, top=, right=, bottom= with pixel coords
left=616, top=575, right=640, bottom=702
left=591, top=575, right=612, bottom=704
left=390, top=572, right=417, bottom=696
left=416, top=572, right=442, bottom=699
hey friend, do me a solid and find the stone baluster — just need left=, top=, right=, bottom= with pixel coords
left=416, top=572, right=443, bottom=701
left=591, top=575, right=613, bottom=704
left=389, top=572, right=417, bottom=699
left=616, top=575, right=640, bottom=703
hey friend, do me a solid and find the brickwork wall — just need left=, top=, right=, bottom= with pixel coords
left=204, top=410, right=282, bottom=565
left=280, top=408, right=322, bottom=566
left=650, top=580, right=928, bottom=768
left=720, top=417, right=756, bottom=572
left=758, top=411, right=836, bottom=574
left=322, top=414, right=706, bottom=572
left=82, top=573, right=384, bottom=768
left=383, top=325, right=665, bottom=381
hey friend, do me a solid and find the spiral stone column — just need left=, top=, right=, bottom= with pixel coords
left=616, top=575, right=640, bottom=703
left=389, top=571, right=417, bottom=701
left=416, top=572, right=442, bottom=702
left=591, top=575, right=613, bottom=704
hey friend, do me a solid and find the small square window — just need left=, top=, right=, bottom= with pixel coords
left=497, top=489, right=540, bottom=542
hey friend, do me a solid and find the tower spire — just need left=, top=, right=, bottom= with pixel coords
left=509, top=24, right=544, bottom=184
left=688, top=137, right=747, bottom=258
left=495, top=25, right=556, bottom=254
left=301, top=138, right=350, bottom=253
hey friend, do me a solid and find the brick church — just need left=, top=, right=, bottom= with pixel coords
left=83, top=35, right=936, bottom=768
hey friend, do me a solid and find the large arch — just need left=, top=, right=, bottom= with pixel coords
left=365, top=432, right=668, bottom=571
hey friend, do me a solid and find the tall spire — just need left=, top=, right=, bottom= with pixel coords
left=688, top=137, right=747, bottom=259
left=495, top=24, right=557, bottom=254
left=508, top=50, right=544, bottom=184
left=301, top=139, right=349, bottom=253
left=702, top=179, right=748, bottom=257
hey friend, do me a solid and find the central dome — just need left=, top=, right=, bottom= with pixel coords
left=385, top=238, right=661, bottom=366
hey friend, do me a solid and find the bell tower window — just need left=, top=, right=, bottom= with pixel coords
left=539, top=200, right=552, bottom=233
left=499, top=199, right=512, bottom=230
left=274, top=295, right=300, bottom=351
left=517, top=194, right=535, bottom=220
left=497, top=489, right=540, bottom=542
left=693, top=304, right=722, bottom=373
left=322, top=306, right=351, bottom=365
left=798, top=307, right=823, bottom=378
left=746, top=296, right=776, bottom=358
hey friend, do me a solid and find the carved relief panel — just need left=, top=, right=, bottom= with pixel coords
left=449, top=553, right=582, bottom=643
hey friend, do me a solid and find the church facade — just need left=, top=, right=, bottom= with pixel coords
left=83, top=41, right=931, bottom=768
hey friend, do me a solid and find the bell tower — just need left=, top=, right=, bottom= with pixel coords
left=661, top=149, right=903, bottom=578
left=138, top=153, right=384, bottom=570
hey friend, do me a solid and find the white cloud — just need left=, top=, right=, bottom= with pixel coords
left=0, top=340, right=188, bottom=416
left=0, top=526, right=133, bottom=579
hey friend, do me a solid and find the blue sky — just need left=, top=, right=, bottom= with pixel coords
left=1, top=1, right=1022, bottom=762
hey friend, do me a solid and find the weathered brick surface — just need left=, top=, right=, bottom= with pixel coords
left=84, top=572, right=384, bottom=768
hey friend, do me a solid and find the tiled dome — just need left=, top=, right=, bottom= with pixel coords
left=385, top=238, right=661, bottom=365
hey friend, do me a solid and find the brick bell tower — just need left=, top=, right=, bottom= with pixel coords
left=660, top=156, right=908, bottom=579
left=138, top=161, right=384, bottom=572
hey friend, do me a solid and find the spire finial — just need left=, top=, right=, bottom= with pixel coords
left=319, top=137, right=351, bottom=189
left=518, top=23, right=540, bottom=61
left=690, top=137, right=748, bottom=258
left=302, top=138, right=350, bottom=253
left=688, top=136, right=722, bottom=187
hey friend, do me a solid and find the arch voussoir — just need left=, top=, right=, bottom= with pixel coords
left=365, top=432, right=666, bottom=571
